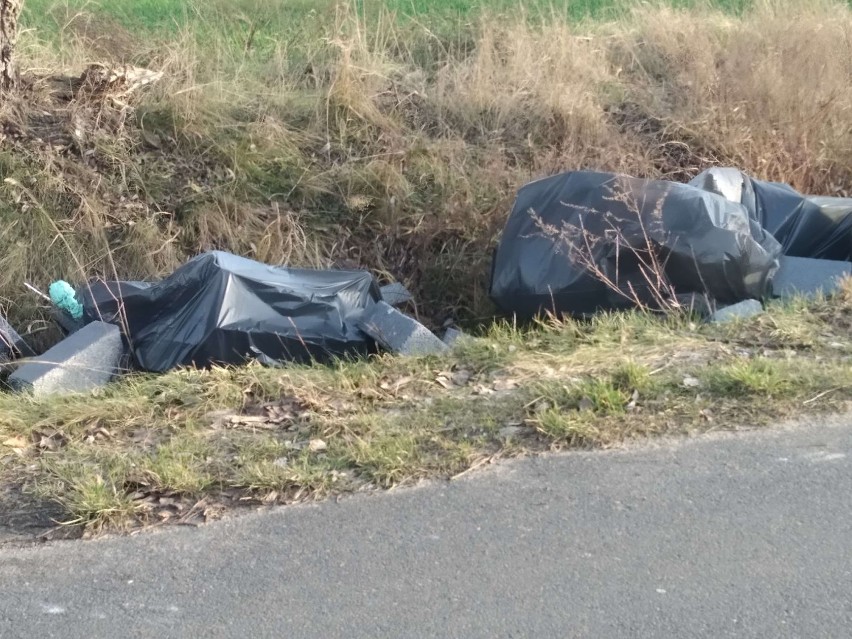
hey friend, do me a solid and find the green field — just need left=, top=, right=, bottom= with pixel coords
left=19, top=0, right=758, bottom=70
left=23, top=0, right=755, bottom=32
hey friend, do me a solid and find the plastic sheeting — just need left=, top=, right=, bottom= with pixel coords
left=690, top=168, right=852, bottom=261
left=490, top=171, right=782, bottom=318
left=79, top=251, right=381, bottom=372
left=0, top=316, right=34, bottom=362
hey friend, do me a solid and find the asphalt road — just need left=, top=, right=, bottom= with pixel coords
left=2, top=418, right=852, bottom=638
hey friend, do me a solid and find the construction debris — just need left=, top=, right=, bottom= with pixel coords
left=8, top=321, right=123, bottom=397
left=3, top=161, right=847, bottom=399
left=358, top=302, right=449, bottom=357
left=771, top=256, right=852, bottom=299
left=491, top=168, right=852, bottom=318
left=442, top=327, right=465, bottom=347
left=490, top=170, right=781, bottom=318
left=380, top=282, right=414, bottom=307
left=78, top=251, right=381, bottom=372
left=709, top=300, right=764, bottom=324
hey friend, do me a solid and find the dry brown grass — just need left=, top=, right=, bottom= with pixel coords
left=608, top=0, right=852, bottom=191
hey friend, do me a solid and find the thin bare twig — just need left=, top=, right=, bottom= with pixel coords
left=803, top=388, right=841, bottom=405
left=532, top=177, right=682, bottom=314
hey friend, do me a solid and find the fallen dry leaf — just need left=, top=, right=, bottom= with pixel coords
left=379, top=376, right=415, bottom=393
left=309, top=439, right=327, bottom=453
left=682, top=376, right=701, bottom=388
left=626, top=389, right=640, bottom=412
left=228, top=415, right=278, bottom=430
left=471, top=384, right=496, bottom=396
left=492, top=378, right=519, bottom=392
left=84, top=426, right=113, bottom=444
left=435, top=375, right=455, bottom=390
left=3, top=436, right=28, bottom=449
left=31, top=429, right=67, bottom=451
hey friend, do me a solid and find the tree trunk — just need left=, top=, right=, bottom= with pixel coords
left=0, top=0, right=22, bottom=91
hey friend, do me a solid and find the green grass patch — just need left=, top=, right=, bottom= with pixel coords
left=35, top=456, right=142, bottom=529
left=702, top=359, right=793, bottom=397
left=22, top=0, right=757, bottom=35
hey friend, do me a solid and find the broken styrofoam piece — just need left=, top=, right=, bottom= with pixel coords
left=8, top=321, right=124, bottom=397
left=771, top=255, right=852, bottom=299
left=709, top=299, right=764, bottom=323
left=358, top=302, right=449, bottom=357
left=442, top=327, right=464, bottom=347
left=0, top=316, right=34, bottom=362
left=380, top=282, right=414, bottom=307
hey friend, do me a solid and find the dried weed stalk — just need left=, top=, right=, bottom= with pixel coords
left=532, top=177, right=685, bottom=313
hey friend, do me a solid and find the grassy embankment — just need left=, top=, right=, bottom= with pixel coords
left=1, top=0, right=851, bottom=535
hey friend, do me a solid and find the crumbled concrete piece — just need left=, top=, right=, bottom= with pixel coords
left=0, top=316, right=34, bottom=362
left=442, top=327, right=464, bottom=347
left=8, top=321, right=123, bottom=397
left=771, top=255, right=852, bottom=299
left=710, top=299, right=763, bottom=323
left=359, top=302, right=449, bottom=356
left=380, top=282, right=414, bottom=307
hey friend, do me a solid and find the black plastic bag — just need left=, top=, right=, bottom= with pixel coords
left=79, top=251, right=381, bottom=372
left=490, top=171, right=781, bottom=318
left=0, top=316, right=34, bottom=363
left=690, top=168, right=852, bottom=261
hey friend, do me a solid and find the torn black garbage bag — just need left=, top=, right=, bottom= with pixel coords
left=0, top=315, right=34, bottom=362
left=490, top=171, right=781, bottom=318
left=79, top=251, right=381, bottom=372
left=690, top=168, right=852, bottom=261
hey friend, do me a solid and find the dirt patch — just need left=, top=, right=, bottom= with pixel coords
left=0, top=484, right=82, bottom=547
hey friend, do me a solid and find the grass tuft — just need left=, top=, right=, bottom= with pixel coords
left=703, top=359, right=793, bottom=397
left=611, top=360, right=656, bottom=394
left=532, top=409, right=609, bottom=447
left=36, top=459, right=141, bottom=529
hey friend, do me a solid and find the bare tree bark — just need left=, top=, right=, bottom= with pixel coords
left=0, top=0, right=22, bottom=91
